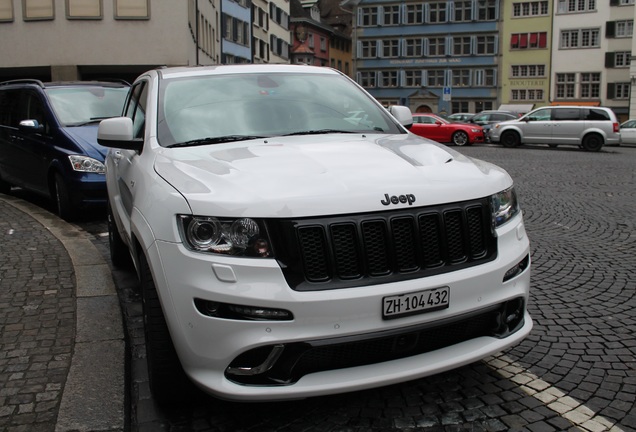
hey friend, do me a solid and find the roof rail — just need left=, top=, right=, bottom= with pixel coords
left=0, top=79, right=45, bottom=88
left=87, top=78, right=131, bottom=86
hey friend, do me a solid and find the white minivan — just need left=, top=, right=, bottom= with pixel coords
left=489, top=106, right=620, bottom=151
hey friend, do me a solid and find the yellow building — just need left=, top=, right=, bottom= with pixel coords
left=499, top=0, right=553, bottom=112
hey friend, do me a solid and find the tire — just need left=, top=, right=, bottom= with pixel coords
left=53, top=173, right=78, bottom=221
left=500, top=131, right=521, bottom=148
left=139, top=252, right=192, bottom=405
left=452, top=131, right=469, bottom=146
left=108, top=201, right=132, bottom=268
left=581, top=133, right=603, bottom=152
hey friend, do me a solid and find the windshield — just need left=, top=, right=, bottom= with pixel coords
left=157, top=72, right=404, bottom=147
left=46, top=86, right=129, bottom=126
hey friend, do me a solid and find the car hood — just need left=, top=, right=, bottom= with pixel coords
left=62, top=125, right=108, bottom=160
left=154, top=133, right=513, bottom=217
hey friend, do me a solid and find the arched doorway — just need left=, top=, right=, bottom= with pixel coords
left=415, top=105, right=433, bottom=113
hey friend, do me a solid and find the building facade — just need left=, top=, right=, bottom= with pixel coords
left=0, top=0, right=199, bottom=82
left=342, top=0, right=501, bottom=113
left=499, top=0, right=553, bottom=113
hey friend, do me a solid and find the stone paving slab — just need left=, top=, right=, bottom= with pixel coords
left=0, top=195, right=125, bottom=432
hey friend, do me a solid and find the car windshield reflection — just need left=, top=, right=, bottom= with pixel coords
left=157, top=72, right=402, bottom=147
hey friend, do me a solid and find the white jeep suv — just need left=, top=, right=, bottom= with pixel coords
left=98, top=65, right=532, bottom=404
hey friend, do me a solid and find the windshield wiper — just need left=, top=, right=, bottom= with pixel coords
left=70, top=116, right=116, bottom=127
left=168, top=135, right=265, bottom=148
left=283, top=129, right=357, bottom=136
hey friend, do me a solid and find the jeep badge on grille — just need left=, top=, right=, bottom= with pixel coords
left=381, top=193, right=416, bottom=206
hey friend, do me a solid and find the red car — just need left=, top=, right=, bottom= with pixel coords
left=410, top=113, right=485, bottom=146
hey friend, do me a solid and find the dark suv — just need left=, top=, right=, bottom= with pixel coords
left=467, top=111, right=520, bottom=139
left=0, top=79, right=129, bottom=220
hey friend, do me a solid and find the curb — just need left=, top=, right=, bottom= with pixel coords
left=1, top=195, right=125, bottom=432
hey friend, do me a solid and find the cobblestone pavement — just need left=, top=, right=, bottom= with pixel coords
left=47, top=144, right=636, bottom=431
left=0, top=200, right=75, bottom=431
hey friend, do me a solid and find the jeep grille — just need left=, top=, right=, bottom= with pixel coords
left=266, top=197, right=497, bottom=291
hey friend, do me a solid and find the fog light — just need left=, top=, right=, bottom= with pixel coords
left=194, top=299, right=293, bottom=321
left=503, top=254, right=529, bottom=282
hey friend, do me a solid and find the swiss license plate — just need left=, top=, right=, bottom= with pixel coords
left=383, top=286, right=450, bottom=319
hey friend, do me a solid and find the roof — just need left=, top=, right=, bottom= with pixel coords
left=498, top=104, right=534, bottom=114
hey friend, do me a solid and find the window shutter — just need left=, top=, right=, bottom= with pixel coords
left=605, top=52, right=615, bottom=68
left=606, top=21, right=616, bottom=38
left=610, top=0, right=619, bottom=5
left=607, top=83, right=616, bottom=99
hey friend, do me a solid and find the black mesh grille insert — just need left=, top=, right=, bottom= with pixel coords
left=268, top=197, right=496, bottom=291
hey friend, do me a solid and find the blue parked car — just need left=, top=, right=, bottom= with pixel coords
left=0, top=79, right=129, bottom=220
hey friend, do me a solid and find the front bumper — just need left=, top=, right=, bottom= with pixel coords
left=147, top=214, right=532, bottom=401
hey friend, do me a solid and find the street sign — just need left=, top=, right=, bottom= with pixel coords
left=443, top=86, right=451, bottom=101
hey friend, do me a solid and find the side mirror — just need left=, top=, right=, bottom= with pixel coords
left=388, top=105, right=413, bottom=129
left=18, top=119, right=43, bottom=132
left=98, top=117, right=142, bottom=151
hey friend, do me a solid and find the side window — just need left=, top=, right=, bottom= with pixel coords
left=552, top=108, right=580, bottom=121
left=124, top=82, right=148, bottom=139
left=0, top=90, right=20, bottom=127
left=527, top=109, right=551, bottom=121
left=586, top=109, right=610, bottom=121
left=24, top=93, right=49, bottom=134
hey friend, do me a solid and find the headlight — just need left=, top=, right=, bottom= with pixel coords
left=491, top=187, right=520, bottom=228
left=68, top=155, right=106, bottom=173
left=178, top=215, right=272, bottom=257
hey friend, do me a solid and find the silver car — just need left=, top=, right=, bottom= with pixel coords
left=489, top=106, right=620, bottom=151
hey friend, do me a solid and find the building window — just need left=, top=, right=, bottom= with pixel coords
left=320, top=37, right=326, bottom=51
left=511, top=89, right=544, bottom=100
left=115, top=0, right=148, bottom=19
left=511, top=64, right=546, bottom=77
left=405, top=38, right=423, bottom=57
left=382, top=39, right=400, bottom=57
left=609, top=83, right=630, bottom=99
left=616, top=20, right=634, bottom=37
left=556, top=73, right=576, bottom=98
left=23, top=0, right=54, bottom=20
left=453, top=36, right=471, bottom=55
left=404, top=70, right=422, bottom=87
left=560, top=28, right=600, bottom=48
left=612, top=51, right=631, bottom=67
left=557, top=0, right=596, bottom=12
left=452, top=69, right=471, bottom=87
left=360, top=6, right=378, bottom=26
left=383, top=5, right=400, bottom=25
left=380, top=71, right=398, bottom=87
left=360, top=40, right=377, bottom=58
left=0, top=0, right=14, bottom=21
left=428, top=2, right=447, bottom=23
left=427, top=70, right=445, bottom=87
left=511, top=32, right=547, bottom=49
left=477, top=0, right=497, bottom=20
left=476, top=35, right=496, bottom=54
left=580, top=72, right=600, bottom=98
left=619, top=0, right=635, bottom=4
left=223, top=14, right=232, bottom=39
left=454, top=0, right=472, bottom=21
left=474, top=69, right=496, bottom=86
left=405, top=4, right=423, bottom=24
left=513, top=1, right=549, bottom=16
left=359, top=71, right=376, bottom=88
left=428, top=37, right=446, bottom=56
left=452, top=101, right=470, bottom=113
